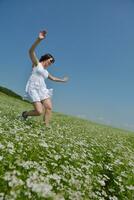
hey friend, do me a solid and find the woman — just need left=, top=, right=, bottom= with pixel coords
left=22, top=30, right=68, bottom=127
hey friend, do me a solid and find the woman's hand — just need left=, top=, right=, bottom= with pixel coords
left=39, top=30, right=47, bottom=40
left=62, top=76, right=69, bottom=82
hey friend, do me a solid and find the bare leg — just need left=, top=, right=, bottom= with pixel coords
left=41, top=98, right=52, bottom=127
left=25, top=102, right=43, bottom=117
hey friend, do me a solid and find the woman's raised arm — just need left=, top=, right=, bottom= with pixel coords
left=29, top=31, right=47, bottom=66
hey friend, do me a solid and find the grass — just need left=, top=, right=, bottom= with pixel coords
left=0, top=91, right=134, bottom=200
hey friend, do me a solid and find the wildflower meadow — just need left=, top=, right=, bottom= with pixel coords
left=0, top=92, right=134, bottom=200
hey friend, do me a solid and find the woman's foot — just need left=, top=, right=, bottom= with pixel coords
left=44, top=123, right=52, bottom=129
left=22, top=111, right=28, bottom=120
left=46, top=125, right=51, bottom=129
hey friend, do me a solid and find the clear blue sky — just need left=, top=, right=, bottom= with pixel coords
left=0, top=0, right=134, bottom=131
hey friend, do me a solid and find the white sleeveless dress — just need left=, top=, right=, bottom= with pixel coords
left=25, top=63, right=53, bottom=102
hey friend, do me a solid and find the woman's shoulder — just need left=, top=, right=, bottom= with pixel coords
left=32, top=62, right=41, bottom=68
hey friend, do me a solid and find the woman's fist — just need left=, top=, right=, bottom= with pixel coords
left=39, top=30, right=47, bottom=40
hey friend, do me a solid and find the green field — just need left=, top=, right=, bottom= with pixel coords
left=0, top=91, right=134, bottom=200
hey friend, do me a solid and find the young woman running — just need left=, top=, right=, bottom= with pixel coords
left=22, top=30, right=68, bottom=127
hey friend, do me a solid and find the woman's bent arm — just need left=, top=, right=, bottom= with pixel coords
left=29, top=38, right=41, bottom=66
left=29, top=31, right=47, bottom=66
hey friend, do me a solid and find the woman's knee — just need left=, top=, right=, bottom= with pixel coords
left=45, top=105, right=52, bottom=112
left=33, top=102, right=43, bottom=115
left=36, top=108, right=43, bottom=115
left=43, top=99, right=52, bottom=111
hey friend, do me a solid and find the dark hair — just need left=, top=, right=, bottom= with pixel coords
left=39, top=53, right=55, bottom=63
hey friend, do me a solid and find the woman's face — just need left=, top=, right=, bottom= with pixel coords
left=42, top=58, right=53, bottom=68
